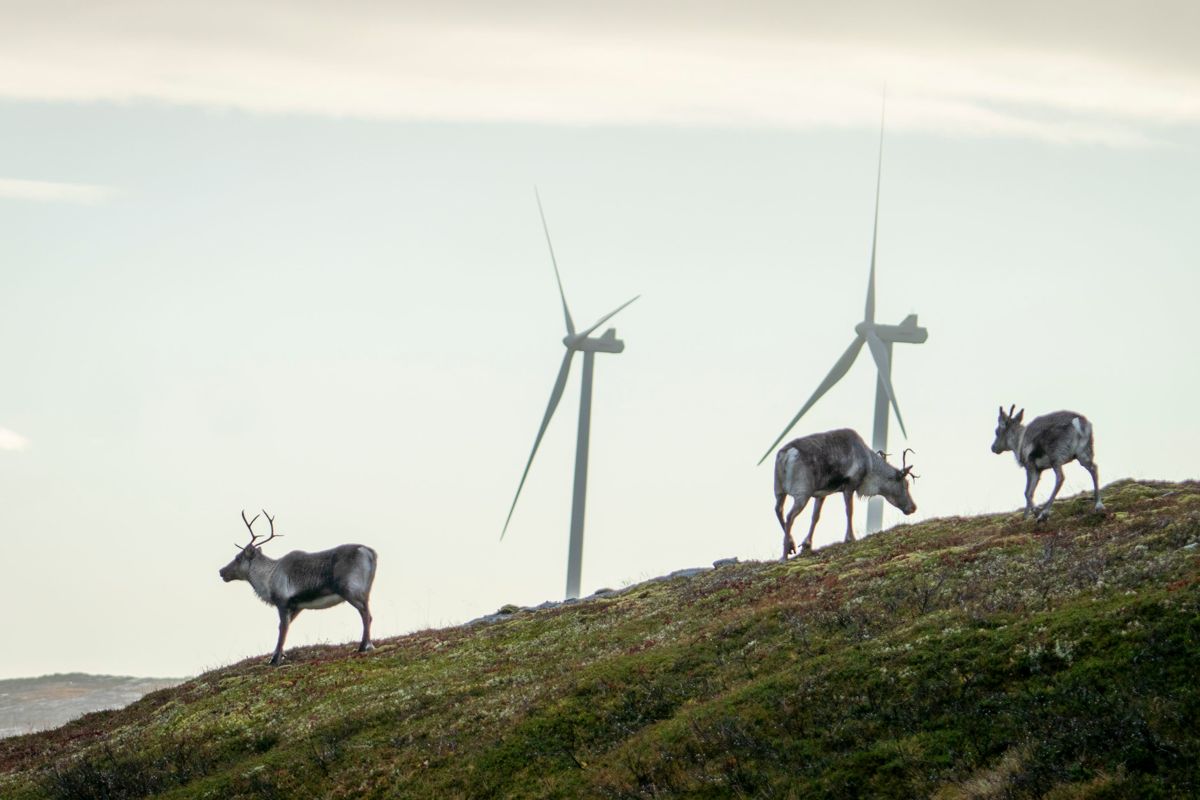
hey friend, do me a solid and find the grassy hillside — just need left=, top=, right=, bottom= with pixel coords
left=2, top=480, right=1198, bottom=799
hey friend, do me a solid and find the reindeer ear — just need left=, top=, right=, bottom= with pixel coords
left=998, top=405, right=1006, bottom=420
left=1014, top=409, right=1024, bottom=423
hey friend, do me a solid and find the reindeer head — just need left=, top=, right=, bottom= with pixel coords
left=219, top=509, right=282, bottom=582
left=877, top=448, right=918, bottom=515
left=992, top=405, right=1024, bottom=454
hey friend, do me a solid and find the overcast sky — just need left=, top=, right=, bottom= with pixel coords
left=2, top=1, right=1197, bottom=680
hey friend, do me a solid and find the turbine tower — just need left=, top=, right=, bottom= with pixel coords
left=758, top=113, right=927, bottom=534
left=502, top=190, right=639, bottom=600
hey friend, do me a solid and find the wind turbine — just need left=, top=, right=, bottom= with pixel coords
left=758, top=112, right=927, bottom=534
left=501, top=190, right=639, bottom=600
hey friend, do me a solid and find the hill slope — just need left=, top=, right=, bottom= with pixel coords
left=2, top=480, right=1198, bottom=799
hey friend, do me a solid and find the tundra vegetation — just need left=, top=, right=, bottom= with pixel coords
left=2, top=480, right=1198, bottom=799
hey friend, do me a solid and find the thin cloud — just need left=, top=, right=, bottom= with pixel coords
left=0, top=1, right=1195, bottom=145
left=0, top=428, right=30, bottom=452
left=0, top=177, right=117, bottom=204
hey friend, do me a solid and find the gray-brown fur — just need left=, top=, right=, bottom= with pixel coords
left=773, top=428, right=917, bottom=559
left=219, top=511, right=378, bottom=666
left=991, top=405, right=1104, bottom=522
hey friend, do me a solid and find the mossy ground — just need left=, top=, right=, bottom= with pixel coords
left=3, top=480, right=1198, bottom=799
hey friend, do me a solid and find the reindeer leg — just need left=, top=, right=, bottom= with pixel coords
left=774, top=492, right=787, bottom=534
left=270, top=606, right=291, bottom=666
left=802, top=496, right=824, bottom=554
left=1023, top=468, right=1040, bottom=518
left=782, top=495, right=808, bottom=560
left=1037, top=465, right=1065, bottom=522
left=1079, top=456, right=1104, bottom=512
left=348, top=598, right=374, bottom=652
left=843, top=489, right=856, bottom=543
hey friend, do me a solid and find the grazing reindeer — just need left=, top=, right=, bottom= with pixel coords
left=219, top=510, right=378, bottom=666
left=773, top=429, right=917, bottom=559
left=991, top=405, right=1104, bottom=522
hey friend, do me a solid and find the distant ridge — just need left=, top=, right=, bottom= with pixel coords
left=1, top=480, right=1198, bottom=798
left=0, top=674, right=183, bottom=739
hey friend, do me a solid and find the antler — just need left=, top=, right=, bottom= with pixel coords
left=236, top=509, right=261, bottom=549
left=236, top=509, right=283, bottom=550
left=258, top=509, right=282, bottom=547
left=901, top=448, right=920, bottom=479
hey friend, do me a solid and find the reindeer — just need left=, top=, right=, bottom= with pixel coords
left=991, top=405, right=1104, bottom=522
left=773, top=429, right=917, bottom=559
left=219, top=510, right=378, bottom=666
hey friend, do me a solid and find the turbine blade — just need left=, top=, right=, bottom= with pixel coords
left=535, top=187, right=575, bottom=337
left=864, top=99, right=885, bottom=324
left=865, top=330, right=908, bottom=439
left=501, top=349, right=575, bottom=539
left=757, top=336, right=865, bottom=465
left=577, top=295, right=640, bottom=340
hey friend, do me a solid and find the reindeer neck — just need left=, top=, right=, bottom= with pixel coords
left=1009, top=424, right=1027, bottom=466
left=246, top=552, right=281, bottom=603
left=859, top=450, right=890, bottom=495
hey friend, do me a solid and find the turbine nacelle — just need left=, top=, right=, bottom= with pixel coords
left=564, top=328, right=625, bottom=353
left=855, top=317, right=928, bottom=344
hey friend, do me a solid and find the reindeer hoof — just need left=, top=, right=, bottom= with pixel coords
left=1094, top=502, right=1106, bottom=514
left=359, top=643, right=375, bottom=653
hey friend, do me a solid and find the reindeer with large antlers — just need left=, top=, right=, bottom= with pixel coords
left=773, top=429, right=918, bottom=559
left=219, top=510, right=378, bottom=666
